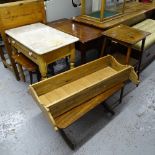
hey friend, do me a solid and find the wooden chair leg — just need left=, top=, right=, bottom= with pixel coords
left=0, top=46, right=7, bottom=68
left=17, top=64, right=25, bottom=82
left=6, top=43, right=20, bottom=81
left=29, top=71, right=33, bottom=84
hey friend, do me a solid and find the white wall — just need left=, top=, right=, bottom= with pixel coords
left=45, top=0, right=81, bottom=22
left=92, top=0, right=100, bottom=12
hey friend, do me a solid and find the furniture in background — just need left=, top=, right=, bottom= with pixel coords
left=48, top=1, right=155, bottom=65
left=12, top=53, right=40, bottom=84
left=73, top=1, right=155, bottom=29
left=0, top=41, right=7, bottom=68
left=100, top=24, right=150, bottom=77
left=29, top=55, right=139, bottom=149
left=0, top=0, right=46, bottom=80
left=48, top=19, right=103, bottom=64
left=6, top=23, right=79, bottom=79
left=0, top=1, right=155, bottom=80
left=79, top=0, right=126, bottom=22
left=132, top=19, right=155, bottom=69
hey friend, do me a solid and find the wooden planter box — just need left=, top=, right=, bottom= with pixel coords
left=29, top=55, right=139, bottom=130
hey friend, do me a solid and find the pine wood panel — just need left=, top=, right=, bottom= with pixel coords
left=102, top=24, right=150, bottom=46
left=29, top=55, right=139, bottom=130
left=55, top=83, right=123, bottom=129
left=0, top=0, right=46, bottom=30
left=47, top=68, right=131, bottom=118
left=39, top=67, right=117, bottom=106
left=32, top=56, right=111, bottom=96
left=30, top=55, right=139, bottom=118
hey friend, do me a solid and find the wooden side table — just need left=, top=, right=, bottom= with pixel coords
left=100, top=24, right=150, bottom=77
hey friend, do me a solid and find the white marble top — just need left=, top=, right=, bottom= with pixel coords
left=6, top=23, right=79, bottom=55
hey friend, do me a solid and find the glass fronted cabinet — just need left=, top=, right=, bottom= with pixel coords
left=81, top=0, right=126, bottom=22
left=73, top=0, right=126, bottom=28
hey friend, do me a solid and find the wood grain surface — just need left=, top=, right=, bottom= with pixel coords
left=29, top=55, right=139, bottom=129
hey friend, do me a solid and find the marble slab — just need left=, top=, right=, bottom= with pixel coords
left=6, top=23, right=79, bottom=55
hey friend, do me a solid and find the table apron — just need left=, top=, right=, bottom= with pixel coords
left=9, top=37, right=39, bottom=64
left=9, top=37, right=73, bottom=65
left=41, top=45, right=73, bottom=65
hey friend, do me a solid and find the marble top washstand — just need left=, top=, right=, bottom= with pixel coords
left=6, top=23, right=79, bottom=55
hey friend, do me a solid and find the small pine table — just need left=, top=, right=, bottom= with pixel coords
left=100, top=24, right=150, bottom=77
left=6, top=23, right=79, bottom=79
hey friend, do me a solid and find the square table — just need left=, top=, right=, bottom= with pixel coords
left=100, top=24, right=150, bottom=77
left=6, top=23, right=79, bottom=79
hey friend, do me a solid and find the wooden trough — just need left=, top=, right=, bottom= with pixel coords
left=29, top=55, right=139, bottom=131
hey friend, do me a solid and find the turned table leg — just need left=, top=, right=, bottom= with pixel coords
left=100, top=38, right=108, bottom=57
left=18, top=64, right=25, bottom=82
left=137, top=38, right=146, bottom=78
left=38, top=57, right=48, bottom=80
left=125, top=46, right=132, bottom=65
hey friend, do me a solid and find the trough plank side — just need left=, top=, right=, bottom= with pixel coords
left=55, top=83, right=123, bottom=129
left=31, top=56, right=111, bottom=96
left=47, top=67, right=132, bottom=117
left=29, top=55, right=139, bottom=129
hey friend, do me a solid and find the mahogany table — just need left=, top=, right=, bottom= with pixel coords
left=47, top=19, right=103, bottom=64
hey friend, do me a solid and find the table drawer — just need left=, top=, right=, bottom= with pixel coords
left=9, top=38, right=38, bottom=62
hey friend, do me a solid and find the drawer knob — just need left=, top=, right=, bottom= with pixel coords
left=12, top=40, right=15, bottom=44
left=29, top=52, right=32, bottom=56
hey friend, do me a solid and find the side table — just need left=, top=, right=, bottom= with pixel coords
left=100, top=24, right=150, bottom=77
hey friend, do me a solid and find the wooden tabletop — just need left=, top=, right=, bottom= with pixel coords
left=6, top=23, right=79, bottom=55
left=47, top=19, right=103, bottom=44
left=102, top=24, right=151, bottom=46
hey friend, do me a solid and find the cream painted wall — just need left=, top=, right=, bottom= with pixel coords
left=45, top=0, right=93, bottom=22
left=45, top=0, right=81, bottom=22
left=45, top=0, right=126, bottom=22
